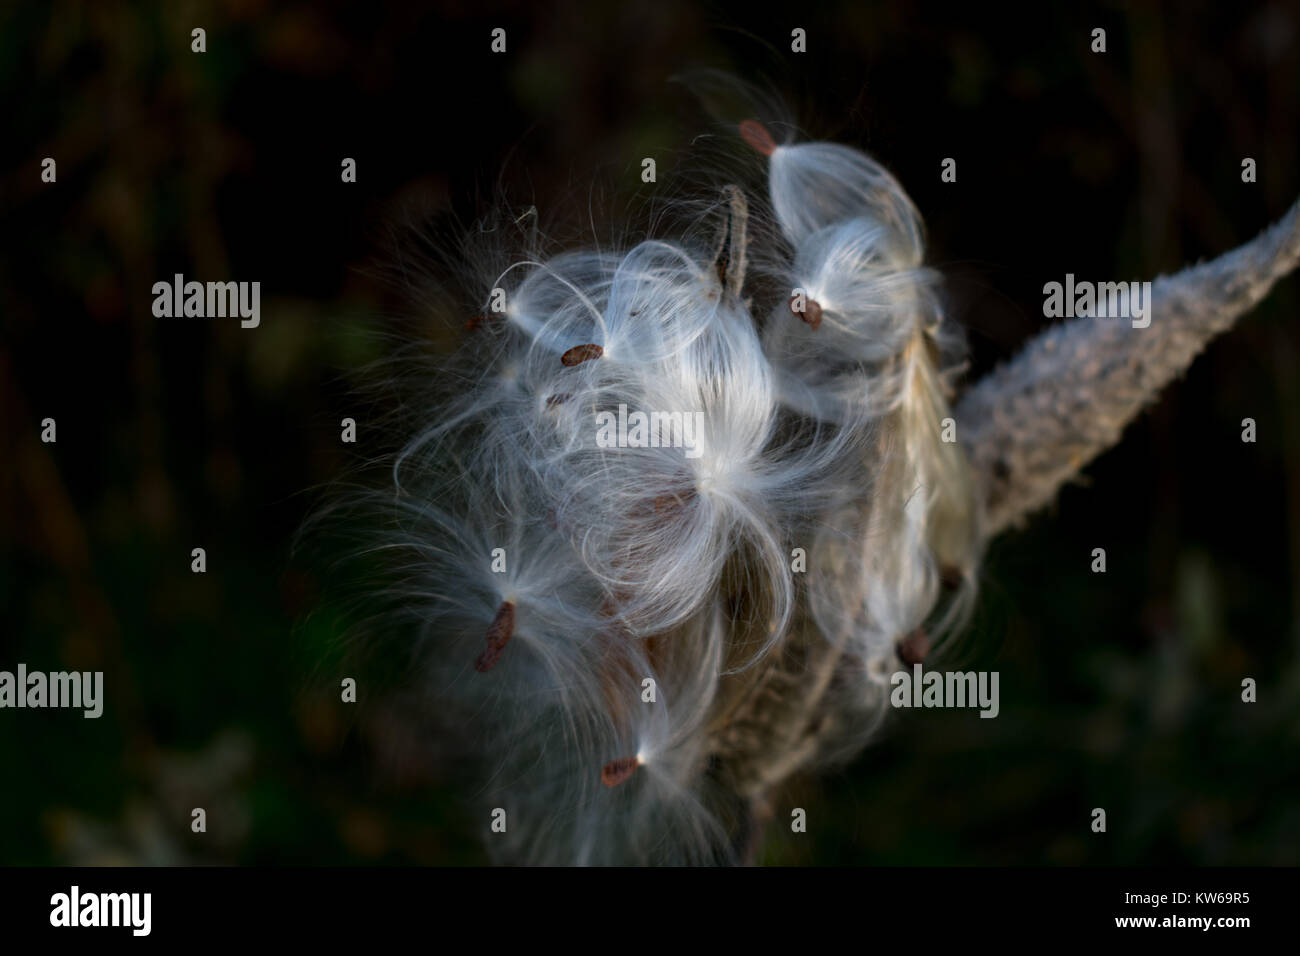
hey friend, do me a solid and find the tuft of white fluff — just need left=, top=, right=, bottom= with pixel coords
left=309, top=102, right=982, bottom=865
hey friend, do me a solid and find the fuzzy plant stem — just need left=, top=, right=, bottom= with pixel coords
left=957, top=197, right=1300, bottom=536
left=725, top=197, right=1300, bottom=863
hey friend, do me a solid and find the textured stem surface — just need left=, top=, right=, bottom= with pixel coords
left=957, top=198, right=1300, bottom=536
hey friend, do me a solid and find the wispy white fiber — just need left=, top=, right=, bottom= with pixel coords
left=315, top=95, right=981, bottom=865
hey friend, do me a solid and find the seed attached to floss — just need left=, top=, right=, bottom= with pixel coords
left=897, top=627, right=931, bottom=666
left=545, top=393, right=571, bottom=408
left=474, top=600, right=516, bottom=673
left=651, top=488, right=696, bottom=517
left=465, top=314, right=488, bottom=332
left=561, top=343, right=603, bottom=366
left=738, top=119, right=777, bottom=157
left=790, top=293, right=823, bottom=331
left=601, top=756, right=640, bottom=788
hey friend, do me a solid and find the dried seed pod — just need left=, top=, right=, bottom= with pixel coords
left=601, top=756, right=640, bottom=787
left=474, top=600, right=516, bottom=673
left=561, top=343, right=604, bottom=366
left=714, top=251, right=731, bottom=289
left=710, top=184, right=750, bottom=298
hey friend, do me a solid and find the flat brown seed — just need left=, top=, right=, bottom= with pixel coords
left=474, top=643, right=505, bottom=673
left=790, top=294, right=823, bottom=331
left=485, top=600, right=515, bottom=648
left=898, top=628, right=931, bottom=666
left=651, top=489, right=695, bottom=516
left=739, top=119, right=777, bottom=157
left=601, top=756, right=640, bottom=787
left=545, top=393, right=571, bottom=407
left=475, top=600, right=516, bottom=672
left=561, top=343, right=604, bottom=366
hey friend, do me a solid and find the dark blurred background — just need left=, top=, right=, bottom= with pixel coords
left=2, top=0, right=1298, bottom=865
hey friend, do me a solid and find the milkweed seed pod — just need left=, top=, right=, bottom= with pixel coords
left=308, top=82, right=1300, bottom=863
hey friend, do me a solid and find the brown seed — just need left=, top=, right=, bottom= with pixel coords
left=545, top=393, right=571, bottom=408
left=465, top=315, right=488, bottom=332
left=790, top=294, right=823, bottom=331
left=651, top=489, right=695, bottom=516
left=474, top=600, right=516, bottom=673
left=561, top=343, right=603, bottom=366
left=898, top=628, right=931, bottom=666
left=484, top=600, right=515, bottom=647
left=474, top=643, right=505, bottom=673
left=601, top=756, right=640, bottom=787
left=739, top=119, right=777, bottom=157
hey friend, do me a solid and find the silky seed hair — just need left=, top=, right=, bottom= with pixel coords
left=307, top=91, right=981, bottom=864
